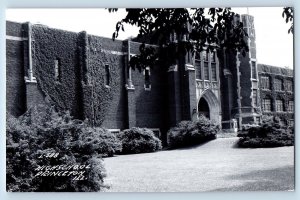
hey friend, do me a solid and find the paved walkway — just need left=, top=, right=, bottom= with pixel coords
left=103, top=137, right=294, bottom=192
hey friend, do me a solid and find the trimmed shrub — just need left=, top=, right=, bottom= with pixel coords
left=118, top=127, right=162, bottom=154
left=238, top=116, right=294, bottom=148
left=6, top=105, right=117, bottom=192
left=74, top=127, right=122, bottom=157
left=167, top=116, right=220, bottom=148
left=237, top=124, right=260, bottom=137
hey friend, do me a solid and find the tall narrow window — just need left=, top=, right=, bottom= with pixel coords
left=251, top=61, right=257, bottom=79
left=105, top=64, right=110, bottom=86
left=204, top=62, right=209, bottom=80
left=262, top=98, right=272, bottom=112
left=275, top=99, right=284, bottom=112
left=54, top=59, right=61, bottom=82
left=144, top=67, right=151, bottom=90
left=274, top=78, right=284, bottom=91
left=260, top=76, right=270, bottom=89
left=210, top=51, right=216, bottom=63
left=194, top=52, right=201, bottom=79
left=288, top=100, right=294, bottom=112
left=286, top=80, right=293, bottom=91
left=211, top=64, right=217, bottom=81
left=202, top=51, right=209, bottom=62
left=252, top=89, right=257, bottom=107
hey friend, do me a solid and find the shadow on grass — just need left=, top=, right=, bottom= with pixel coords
left=164, top=139, right=216, bottom=151
left=209, top=166, right=295, bottom=191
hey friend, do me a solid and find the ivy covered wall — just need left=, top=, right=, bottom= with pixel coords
left=31, top=25, right=125, bottom=127
left=32, top=26, right=82, bottom=118
left=83, top=35, right=124, bottom=127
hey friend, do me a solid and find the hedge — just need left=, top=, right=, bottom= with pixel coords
left=6, top=105, right=117, bottom=192
left=117, top=127, right=162, bottom=154
left=167, top=116, right=220, bottom=148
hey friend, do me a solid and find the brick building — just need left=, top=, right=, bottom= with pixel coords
left=6, top=14, right=294, bottom=141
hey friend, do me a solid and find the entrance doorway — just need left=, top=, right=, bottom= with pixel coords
left=197, top=89, right=221, bottom=123
left=198, top=97, right=210, bottom=119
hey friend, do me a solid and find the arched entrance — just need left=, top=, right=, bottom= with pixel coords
left=198, top=89, right=221, bottom=123
left=198, top=98, right=210, bottom=119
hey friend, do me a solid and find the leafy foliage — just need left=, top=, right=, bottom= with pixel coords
left=6, top=105, right=119, bottom=192
left=74, top=127, right=122, bottom=157
left=167, top=115, right=220, bottom=148
left=117, top=127, right=162, bottom=154
left=32, top=25, right=81, bottom=117
left=282, top=7, right=294, bottom=34
left=238, top=116, right=294, bottom=148
left=32, top=26, right=120, bottom=126
left=109, top=8, right=249, bottom=70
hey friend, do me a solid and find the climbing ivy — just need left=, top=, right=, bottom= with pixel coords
left=82, top=35, right=120, bottom=126
left=32, top=26, right=120, bottom=126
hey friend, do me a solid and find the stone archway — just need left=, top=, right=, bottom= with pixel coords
left=198, top=89, right=221, bottom=123
left=198, top=98, right=210, bottom=119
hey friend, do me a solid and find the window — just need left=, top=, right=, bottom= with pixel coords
left=202, top=51, right=209, bottom=62
left=260, top=76, right=270, bottom=89
left=288, top=100, right=294, bottom=112
left=211, top=63, right=217, bottom=81
left=274, top=78, right=283, bottom=91
left=210, top=51, right=216, bottom=63
left=194, top=52, right=201, bottom=79
left=204, top=62, right=209, bottom=80
left=251, top=61, right=256, bottom=79
left=275, top=99, right=284, bottom=112
left=262, top=98, right=272, bottom=112
left=105, top=64, right=110, bottom=86
left=195, top=60, right=201, bottom=79
left=54, top=59, right=61, bottom=82
left=286, top=80, right=293, bottom=91
left=252, top=89, right=257, bottom=107
left=144, top=67, right=151, bottom=90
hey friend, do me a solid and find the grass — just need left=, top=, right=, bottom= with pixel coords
left=103, top=137, right=294, bottom=192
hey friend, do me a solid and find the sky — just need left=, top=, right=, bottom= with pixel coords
left=6, top=7, right=294, bottom=69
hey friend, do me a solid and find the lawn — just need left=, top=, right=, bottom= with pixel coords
left=103, top=137, right=294, bottom=192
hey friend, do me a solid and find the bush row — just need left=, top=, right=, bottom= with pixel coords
left=238, top=116, right=294, bottom=148
left=7, top=105, right=222, bottom=191
left=167, top=115, right=220, bottom=148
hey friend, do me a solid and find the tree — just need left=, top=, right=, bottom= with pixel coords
left=108, top=8, right=249, bottom=70
left=282, top=7, right=293, bottom=34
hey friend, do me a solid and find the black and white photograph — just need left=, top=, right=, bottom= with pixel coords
left=5, top=7, right=294, bottom=192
